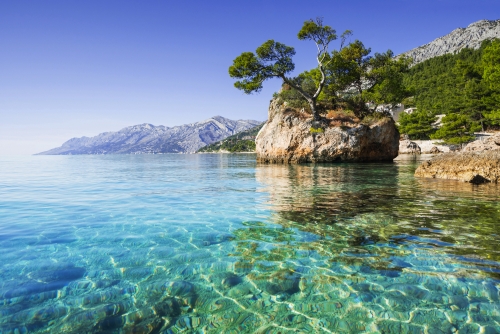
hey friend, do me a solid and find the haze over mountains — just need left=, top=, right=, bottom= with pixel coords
left=38, top=19, right=500, bottom=155
left=38, top=116, right=261, bottom=155
left=400, top=19, right=500, bottom=64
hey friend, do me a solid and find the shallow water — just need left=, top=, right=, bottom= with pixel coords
left=0, top=154, right=499, bottom=333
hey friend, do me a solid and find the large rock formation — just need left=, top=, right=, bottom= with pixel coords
left=400, top=19, right=500, bottom=64
left=463, top=133, right=500, bottom=152
left=415, top=151, right=500, bottom=184
left=37, top=116, right=261, bottom=155
left=255, top=100, right=400, bottom=163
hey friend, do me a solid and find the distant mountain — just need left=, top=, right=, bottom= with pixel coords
left=37, top=116, right=262, bottom=155
left=400, top=19, right=500, bottom=64
left=197, top=123, right=264, bottom=153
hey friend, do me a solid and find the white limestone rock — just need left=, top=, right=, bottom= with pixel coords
left=255, top=99, right=399, bottom=163
left=400, top=19, right=500, bottom=64
left=463, top=133, right=500, bottom=152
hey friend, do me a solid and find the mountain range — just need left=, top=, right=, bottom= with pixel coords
left=37, top=116, right=261, bottom=155
left=39, top=19, right=499, bottom=155
left=400, top=19, right=500, bottom=64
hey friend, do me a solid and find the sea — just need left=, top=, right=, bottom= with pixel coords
left=0, top=154, right=499, bottom=333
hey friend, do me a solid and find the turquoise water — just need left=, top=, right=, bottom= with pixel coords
left=0, top=154, right=499, bottom=333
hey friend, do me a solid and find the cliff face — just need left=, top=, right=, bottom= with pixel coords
left=255, top=100, right=400, bottom=163
left=37, top=116, right=261, bottom=155
left=400, top=19, right=500, bottom=64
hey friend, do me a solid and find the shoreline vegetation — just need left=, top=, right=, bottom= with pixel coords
left=399, top=38, right=500, bottom=145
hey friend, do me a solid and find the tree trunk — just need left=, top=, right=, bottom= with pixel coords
left=309, top=100, right=320, bottom=121
left=279, top=75, right=321, bottom=122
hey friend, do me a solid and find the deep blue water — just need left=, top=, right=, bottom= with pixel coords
left=0, top=154, right=499, bottom=333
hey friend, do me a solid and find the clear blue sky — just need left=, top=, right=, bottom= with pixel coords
left=1, top=0, right=499, bottom=155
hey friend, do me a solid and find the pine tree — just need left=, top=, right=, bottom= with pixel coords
left=398, top=111, right=437, bottom=139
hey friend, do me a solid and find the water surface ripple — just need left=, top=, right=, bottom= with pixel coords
left=0, top=155, right=499, bottom=333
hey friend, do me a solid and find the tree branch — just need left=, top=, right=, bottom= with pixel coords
left=278, top=74, right=313, bottom=102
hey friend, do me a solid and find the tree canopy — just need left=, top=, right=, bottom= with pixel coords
left=400, top=39, right=500, bottom=143
left=229, top=18, right=409, bottom=122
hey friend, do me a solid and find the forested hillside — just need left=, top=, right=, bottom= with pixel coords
left=197, top=123, right=264, bottom=153
left=399, top=39, right=500, bottom=143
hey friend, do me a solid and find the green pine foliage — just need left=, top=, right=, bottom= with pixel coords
left=197, top=123, right=264, bottom=153
left=273, top=40, right=411, bottom=118
left=430, top=114, right=479, bottom=145
left=402, top=39, right=500, bottom=143
left=398, top=111, right=437, bottom=139
left=229, top=19, right=408, bottom=120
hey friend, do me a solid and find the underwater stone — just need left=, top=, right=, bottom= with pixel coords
left=29, top=267, right=86, bottom=283
left=10, top=305, right=68, bottom=324
left=195, top=232, right=233, bottom=246
left=163, top=281, right=195, bottom=297
left=353, top=282, right=385, bottom=293
left=2, top=281, right=68, bottom=299
left=172, top=250, right=213, bottom=264
left=122, top=267, right=156, bottom=280
left=149, top=246, right=176, bottom=258
left=386, top=283, right=430, bottom=299
left=376, top=320, right=424, bottom=334
left=379, top=291, right=419, bottom=312
left=221, top=274, right=243, bottom=288
left=97, top=315, right=126, bottom=331
left=85, top=269, right=123, bottom=280
left=411, top=309, right=453, bottom=333
left=227, top=282, right=254, bottom=298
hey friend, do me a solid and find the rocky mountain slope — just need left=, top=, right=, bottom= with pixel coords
left=400, top=19, right=500, bottom=64
left=37, top=116, right=261, bottom=155
left=197, top=123, right=264, bottom=153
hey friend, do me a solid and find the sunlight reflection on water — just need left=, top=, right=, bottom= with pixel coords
left=0, top=155, right=499, bottom=333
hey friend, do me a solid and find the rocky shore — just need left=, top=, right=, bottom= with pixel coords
left=255, top=100, right=400, bottom=163
left=463, top=133, right=500, bottom=152
left=415, top=151, right=500, bottom=184
left=398, top=140, right=452, bottom=154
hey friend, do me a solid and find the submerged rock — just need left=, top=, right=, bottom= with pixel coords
left=255, top=99, right=399, bottom=163
left=415, top=151, right=500, bottom=183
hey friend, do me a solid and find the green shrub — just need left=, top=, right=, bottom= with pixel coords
left=309, top=127, right=325, bottom=134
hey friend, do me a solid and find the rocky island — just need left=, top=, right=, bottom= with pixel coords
left=255, top=99, right=399, bottom=163
left=229, top=19, right=409, bottom=164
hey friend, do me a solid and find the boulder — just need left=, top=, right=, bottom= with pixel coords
left=463, top=133, right=500, bottom=152
left=399, top=140, right=422, bottom=154
left=255, top=100, right=400, bottom=163
left=429, top=146, right=442, bottom=154
left=414, top=151, right=500, bottom=184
